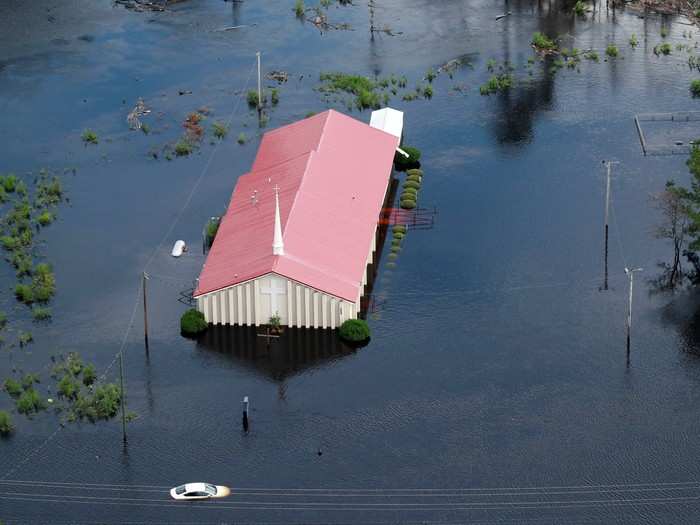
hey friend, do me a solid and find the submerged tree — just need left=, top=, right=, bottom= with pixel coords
left=652, top=181, right=690, bottom=289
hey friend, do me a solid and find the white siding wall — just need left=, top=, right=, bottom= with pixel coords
left=197, top=273, right=358, bottom=329
left=196, top=224, right=379, bottom=330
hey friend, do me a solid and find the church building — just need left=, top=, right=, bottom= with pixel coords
left=193, top=108, right=403, bottom=329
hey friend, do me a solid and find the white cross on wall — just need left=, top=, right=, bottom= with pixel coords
left=260, top=277, right=286, bottom=316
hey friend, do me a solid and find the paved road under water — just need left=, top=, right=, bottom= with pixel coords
left=3, top=0, right=700, bottom=523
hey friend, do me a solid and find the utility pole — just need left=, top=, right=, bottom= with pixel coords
left=624, top=267, right=643, bottom=361
left=119, top=351, right=128, bottom=444
left=602, top=160, right=618, bottom=291
left=256, top=51, right=262, bottom=111
left=142, top=272, right=149, bottom=353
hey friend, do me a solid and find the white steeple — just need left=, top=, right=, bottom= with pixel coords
left=272, top=185, right=285, bottom=256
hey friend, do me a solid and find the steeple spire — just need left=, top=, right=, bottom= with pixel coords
left=272, top=185, right=285, bottom=256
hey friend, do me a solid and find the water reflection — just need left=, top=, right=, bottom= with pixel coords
left=197, top=325, right=361, bottom=382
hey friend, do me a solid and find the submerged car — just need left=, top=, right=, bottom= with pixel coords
left=170, top=483, right=231, bottom=500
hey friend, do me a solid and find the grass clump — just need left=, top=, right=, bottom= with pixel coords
left=18, top=331, right=33, bottom=347
left=4, top=378, right=22, bottom=397
left=58, top=374, right=80, bottom=400
left=691, top=79, right=700, bottom=97
left=573, top=0, right=586, bottom=16
left=174, top=141, right=194, bottom=157
left=630, top=34, right=638, bottom=47
left=82, top=364, right=96, bottom=386
left=72, top=384, right=122, bottom=422
left=423, top=85, right=433, bottom=99
left=319, top=72, right=381, bottom=110
left=81, top=129, right=98, bottom=144
left=237, top=132, right=247, bottom=145
left=425, top=69, right=436, bottom=82
left=181, top=308, right=208, bottom=336
left=37, top=211, right=54, bottom=226
left=661, top=26, right=669, bottom=38
left=247, top=90, right=262, bottom=107
left=2, top=175, right=18, bottom=193
left=15, top=284, right=33, bottom=304
left=584, top=50, right=599, bottom=61
left=532, top=32, right=556, bottom=50
left=0, top=410, right=13, bottom=436
left=271, top=88, right=280, bottom=105
left=339, top=319, right=370, bottom=343
left=21, top=374, right=39, bottom=390
left=16, top=388, right=44, bottom=414
left=32, top=306, right=51, bottom=321
left=655, top=42, right=672, bottom=55
left=606, top=44, right=619, bottom=57
left=480, top=73, right=513, bottom=95
left=294, top=0, right=305, bottom=17
left=212, top=122, right=228, bottom=139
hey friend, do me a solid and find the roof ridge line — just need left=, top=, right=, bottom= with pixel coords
left=271, top=150, right=316, bottom=273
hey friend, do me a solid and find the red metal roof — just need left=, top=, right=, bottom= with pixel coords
left=194, top=110, right=399, bottom=302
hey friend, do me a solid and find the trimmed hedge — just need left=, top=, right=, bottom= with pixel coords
left=393, top=231, right=405, bottom=240
left=394, top=146, right=421, bottom=171
left=392, top=225, right=406, bottom=234
left=400, top=200, right=417, bottom=209
left=339, top=319, right=370, bottom=342
left=404, top=180, right=421, bottom=190
left=180, top=309, right=208, bottom=336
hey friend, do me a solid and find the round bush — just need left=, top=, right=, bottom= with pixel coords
left=394, top=146, right=421, bottom=171
left=0, top=410, right=13, bottom=436
left=339, top=319, right=370, bottom=343
left=404, top=181, right=421, bottom=191
left=406, top=174, right=422, bottom=184
left=180, top=309, right=208, bottom=337
left=392, top=225, right=406, bottom=234
left=402, top=186, right=418, bottom=194
left=406, top=168, right=423, bottom=178
left=390, top=245, right=401, bottom=253
left=400, top=200, right=417, bottom=210
left=401, top=191, right=417, bottom=201
left=393, top=231, right=405, bottom=240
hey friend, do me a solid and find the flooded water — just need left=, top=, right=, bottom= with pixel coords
left=3, top=0, right=700, bottom=523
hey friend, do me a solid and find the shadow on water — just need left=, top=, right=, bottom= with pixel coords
left=659, top=288, right=700, bottom=356
left=196, top=325, right=362, bottom=382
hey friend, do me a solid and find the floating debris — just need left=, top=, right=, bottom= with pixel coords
left=126, top=98, right=150, bottom=130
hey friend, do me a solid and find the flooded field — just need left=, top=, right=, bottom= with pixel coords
left=3, top=0, right=700, bottom=523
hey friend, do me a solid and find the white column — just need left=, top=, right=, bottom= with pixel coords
left=313, top=292, right=320, bottom=329
left=330, top=299, right=337, bottom=329
left=245, top=283, right=252, bottom=326
left=253, top=280, right=261, bottom=326
left=227, top=289, right=235, bottom=325
left=295, top=285, right=302, bottom=328
left=237, top=286, right=244, bottom=325
left=322, top=295, right=329, bottom=329
left=286, top=281, right=293, bottom=326
left=304, top=288, right=311, bottom=329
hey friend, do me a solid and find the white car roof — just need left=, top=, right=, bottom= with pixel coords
left=184, top=483, right=208, bottom=492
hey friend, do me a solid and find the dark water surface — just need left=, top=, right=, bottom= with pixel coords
left=3, top=0, right=700, bottom=523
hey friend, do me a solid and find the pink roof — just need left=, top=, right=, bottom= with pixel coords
left=194, top=110, right=399, bottom=302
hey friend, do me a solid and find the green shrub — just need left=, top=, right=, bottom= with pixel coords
left=400, top=200, right=417, bottom=210
left=36, top=211, right=54, bottom=226
left=394, top=146, right=421, bottom=171
left=656, top=42, right=672, bottom=55
left=82, top=364, right=96, bottom=386
left=392, top=224, right=407, bottom=234
left=82, top=129, right=98, bottom=144
left=391, top=239, right=402, bottom=247
left=404, top=180, right=421, bottom=191
left=73, top=383, right=121, bottom=421
left=480, top=74, right=513, bottom=95
left=606, top=44, right=619, bottom=57
left=0, top=312, right=6, bottom=329
left=406, top=168, right=423, bottom=178
left=16, top=388, right=44, bottom=414
left=661, top=26, right=669, bottom=38
left=58, top=374, right=79, bottom=400
left=3, top=174, right=18, bottom=193
left=402, top=186, right=418, bottom=195
left=237, top=132, right=247, bottom=145
left=0, top=410, right=13, bottom=436
left=12, top=252, right=32, bottom=277
left=21, top=374, right=39, bottom=390
left=390, top=245, right=401, bottom=253
left=629, top=34, right=638, bottom=47
left=15, top=284, right=34, bottom=304
left=4, top=378, right=22, bottom=397
left=271, top=88, right=280, bottom=105
left=406, top=174, right=422, bottom=183
left=573, top=0, right=586, bottom=16
left=339, top=318, right=370, bottom=342
left=32, top=307, right=52, bottom=321
left=423, top=85, right=433, bottom=99
left=247, top=90, right=261, bottom=107
left=174, top=141, right=193, bottom=156
left=1, top=236, right=19, bottom=251
left=212, top=122, right=228, bottom=139
left=181, top=309, right=208, bottom=336
left=585, top=50, right=599, bottom=61
left=532, top=32, right=556, bottom=50
left=392, top=231, right=405, bottom=240
left=691, top=79, right=700, bottom=97
left=294, top=0, right=305, bottom=17
left=18, top=331, right=33, bottom=347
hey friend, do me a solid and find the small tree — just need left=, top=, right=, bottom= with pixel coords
left=652, top=181, right=690, bottom=288
left=0, top=410, right=13, bottom=436
left=180, top=309, right=208, bottom=337
left=339, top=319, right=370, bottom=343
